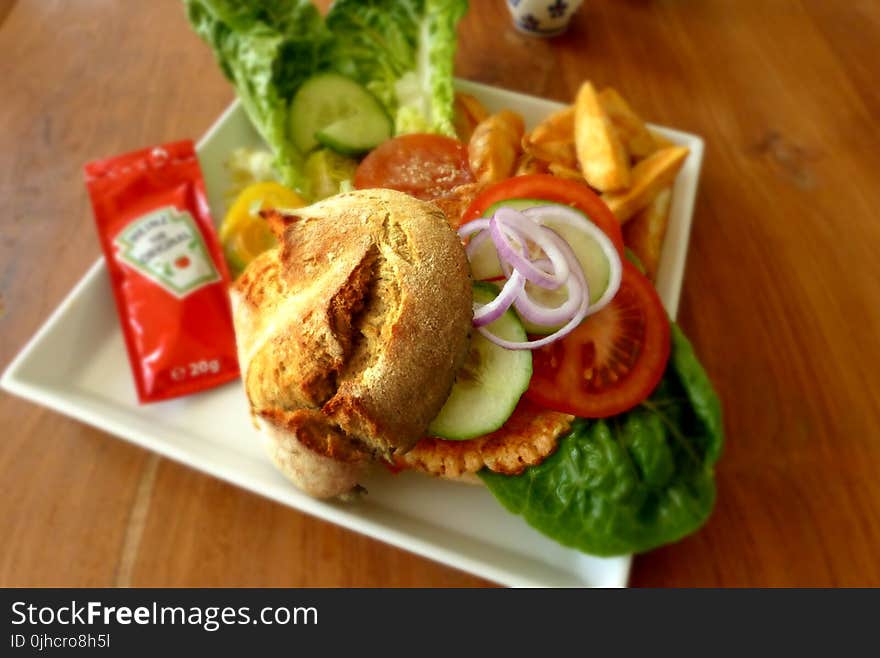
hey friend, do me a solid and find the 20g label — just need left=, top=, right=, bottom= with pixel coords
left=170, top=359, right=221, bottom=381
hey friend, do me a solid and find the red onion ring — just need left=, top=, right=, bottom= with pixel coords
left=477, top=226, right=590, bottom=349
left=514, top=259, right=584, bottom=327
left=472, top=268, right=525, bottom=327
left=522, top=204, right=622, bottom=314
left=459, top=204, right=620, bottom=350
left=490, top=208, right=570, bottom=289
left=465, top=228, right=491, bottom=261
left=489, top=215, right=563, bottom=290
left=477, top=290, right=588, bottom=349
left=457, top=218, right=489, bottom=239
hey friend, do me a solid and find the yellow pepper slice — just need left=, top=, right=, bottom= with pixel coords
left=219, top=181, right=305, bottom=277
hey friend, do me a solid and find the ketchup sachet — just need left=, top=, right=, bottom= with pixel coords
left=84, top=140, right=239, bottom=402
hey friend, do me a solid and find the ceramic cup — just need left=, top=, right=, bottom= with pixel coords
left=507, top=0, right=585, bottom=37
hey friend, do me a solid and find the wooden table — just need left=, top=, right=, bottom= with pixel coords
left=2, top=0, right=879, bottom=587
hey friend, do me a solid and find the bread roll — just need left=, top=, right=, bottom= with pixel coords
left=232, top=189, right=472, bottom=498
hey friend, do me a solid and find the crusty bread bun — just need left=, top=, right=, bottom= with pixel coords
left=231, top=189, right=472, bottom=498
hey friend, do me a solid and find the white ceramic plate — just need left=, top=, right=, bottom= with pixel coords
left=1, top=80, right=703, bottom=587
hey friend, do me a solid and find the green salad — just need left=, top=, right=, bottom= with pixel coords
left=185, top=0, right=466, bottom=198
left=481, top=325, right=723, bottom=556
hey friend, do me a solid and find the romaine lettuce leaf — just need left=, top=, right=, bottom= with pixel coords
left=184, top=0, right=332, bottom=194
left=480, top=324, right=724, bottom=556
left=326, top=0, right=467, bottom=137
left=185, top=0, right=467, bottom=194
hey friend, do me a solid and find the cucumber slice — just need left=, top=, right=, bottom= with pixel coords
left=486, top=198, right=540, bottom=213
left=428, top=282, right=532, bottom=441
left=468, top=235, right=505, bottom=281
left=289, top=73, right=392, bottom=155
left=316, top=114, right=392, bottom=156
left=477, top=199, right=618, bottom=334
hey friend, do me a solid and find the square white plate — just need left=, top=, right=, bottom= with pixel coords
left=2, top=80, right=702, bottom=588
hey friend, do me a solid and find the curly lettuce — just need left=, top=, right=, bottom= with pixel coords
left=480, top=325, right=724, bottom=556
left=326, top=0, right=467, bottom=136
left=185, top=0, right=467, bottom=194
left=184, top=0, right=332, bottom=194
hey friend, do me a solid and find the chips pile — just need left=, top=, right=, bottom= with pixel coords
left=519, top=81, right=688, bottom=280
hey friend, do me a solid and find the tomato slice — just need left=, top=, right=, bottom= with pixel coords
left=461, top=174, right=624, bottom=254
left=525, top=262, right=671, bottom=418
left=354, top=134, right=473, bottom=200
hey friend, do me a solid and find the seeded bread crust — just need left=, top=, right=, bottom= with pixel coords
left=232, top=189, right=472, bottom=498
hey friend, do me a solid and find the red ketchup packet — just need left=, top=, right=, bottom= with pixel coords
left=84, top=140, right=239, bottom=403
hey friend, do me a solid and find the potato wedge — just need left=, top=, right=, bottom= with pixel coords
left=547, top=162, right=584, bottom=181
left=599, top=87, right=657, bottom=161
left=432, top=183, right=483, bottom=229
left=523, top=138, right=578, bottom=170
left=468, top=110, right=526, bottom=185
left=623, top=186, right=673, bottom=281
left=522, top=106, right=577, bottom=169
left=515, top=153, right=550, bottom=176
left=602, top=145, right=688, bottom=223
left=648, top=128, right=676, bottom=150
left=530, top=106, right=575, bottom=142
left=574, top=81, right=631, bottom=191
left=453, top=92, right=490, bottom=143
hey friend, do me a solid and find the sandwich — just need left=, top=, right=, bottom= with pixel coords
left=230, top=189, right=472, bottom=498
left=230, top=182, right=722, bottom=557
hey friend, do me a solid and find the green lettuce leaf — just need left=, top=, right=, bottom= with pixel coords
left=184, top=0, right=332, bottom=194
left=326, top=0, right=467, bottom=137
left=480, top=324, right=724, bottom=556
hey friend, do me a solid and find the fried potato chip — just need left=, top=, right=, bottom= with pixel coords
left=400, top=400, right=574, bottom=479
left=515, top=153, right=550, bottom=176
left=623, top=186, right=672, bottom=281
left=522, top=106, right=577, bottom=168
left=431, top=182, right=483, bottom=228
left=599, top=87, right=657, bottom=161
left=649, top=128, right=676, bottom=149
left=469, top=110, right=526, bottom=186
left=523, top=139, right=578, bottom=170
left=531, top=105, right=574, bottom=141
left=574, top=81, right=631, bottom=191
left=602, top=145, right=688, bottom=223
left=453, top=92, right=490, bottom=143
left=547, top=162, right=584, bottom=181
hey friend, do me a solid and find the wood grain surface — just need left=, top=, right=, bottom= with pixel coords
left=2, top=0, right=879, bottom=587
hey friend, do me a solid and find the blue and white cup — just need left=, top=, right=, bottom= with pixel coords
left=507, top=0, right=585, bottom=37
